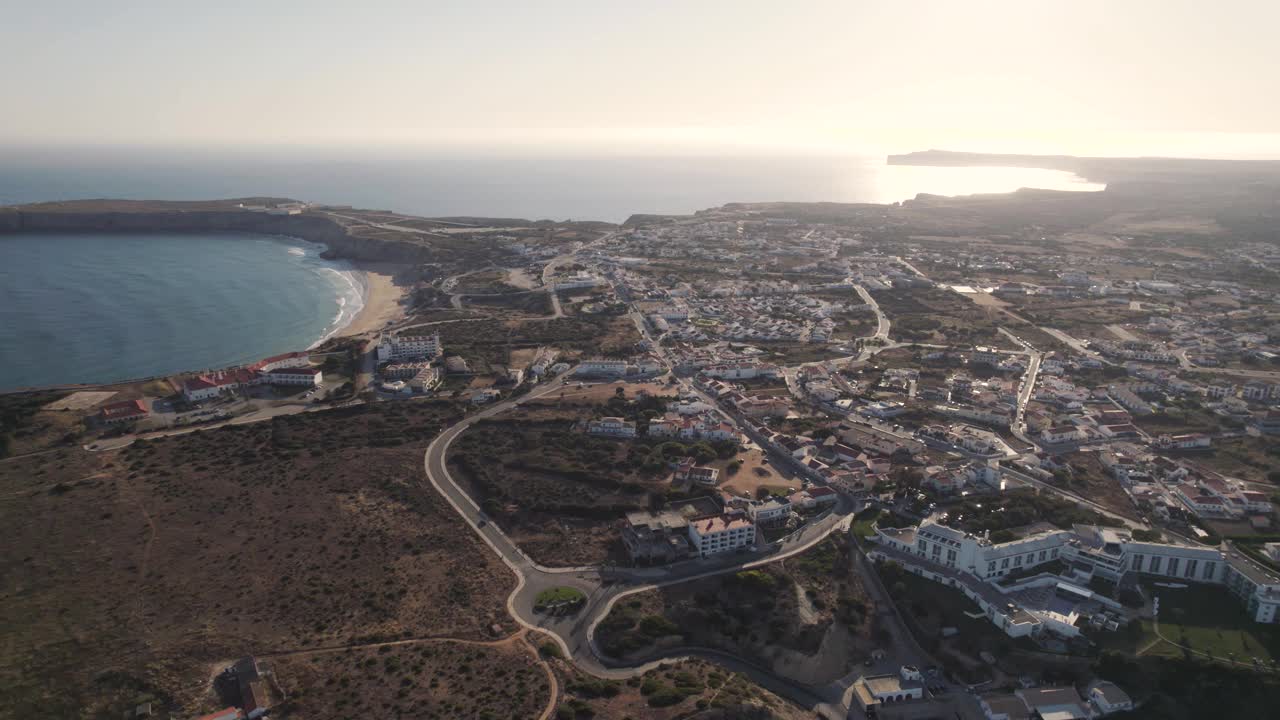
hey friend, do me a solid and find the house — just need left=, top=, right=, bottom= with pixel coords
left=183, top=376, right=227, bottom=402
left=788, top=486, right=838, bottom=510
left=735, top=395, right=791, bottom=418
left=1243, top=382, right=1274, bottom=402
left=408, top=366, right=443, bottom=392
left=100, top=399, right=148, bottom=424
left=648, top=418, right=678, bottom=438
left=469, top=388, right=501, bottom=404
left=1014, top=687, right=1090, bottom=720
left=587, top=416, right=637, bottom=438
left=1087, top=680, right=1133, bottom=716
left=674, top=460, right=719, bottom=487
left=687, top=514, right=755, bottom=557
left=979, top=693, right=1030, bottom=720
left=850, top=668, right=925, bottom=712
left=444, top=355, right=471, bottom=374
left=1256, top=410, right=1280, bottom=435
left=922, top=469, right=966, bottom=495
left=972, top=347, right=1002, bottom=366
left=1041, top=426, right=1081, bottom=445
left=1156, top=433, right=1211, bottom=450
left=747, top=497, right=792, bottom=526
left=1176, top=488, right=1231, bottom=517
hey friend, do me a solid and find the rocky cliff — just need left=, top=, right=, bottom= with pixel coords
left=0, top=204, right=437, bottom=264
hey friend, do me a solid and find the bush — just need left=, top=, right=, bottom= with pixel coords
left=638, top=615, right=681, bottom=638
left=646, top=686, right=689, bottom=707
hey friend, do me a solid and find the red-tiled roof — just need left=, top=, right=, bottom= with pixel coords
left=101, top=399, right=147, bottom=418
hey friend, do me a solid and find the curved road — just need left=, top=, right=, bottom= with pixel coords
left=422, top=375, right=858, bottom=717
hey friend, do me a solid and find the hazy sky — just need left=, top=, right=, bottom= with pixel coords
left=5, top=0, right=1279, bottom=155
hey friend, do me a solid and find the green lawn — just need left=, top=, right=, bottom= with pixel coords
left=535, top=586, right=586, bottom=608
left=1138, top=582, right=1280, bottom=665
left=877, top=561, right=1013, bottom=654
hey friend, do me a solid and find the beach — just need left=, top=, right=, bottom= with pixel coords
left=340, top=263, right=408, bottom=337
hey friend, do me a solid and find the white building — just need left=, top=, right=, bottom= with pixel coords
left=379, top=332, right=443, bottom=361
left=686, top=514, right=756, bottom=558
left=870, top=516, right=1280, bottom=635
left=1087, top=681, right=1133, bottom=716
left=850, top=669, right=925, bottom=712
left=575, top=358, right=628, bottom=376
left=747, top=497, right=791, bottom=526
left=264, top=367, right=322, bottom=386
left=1041, top=425, right=1082, bottom=444
left=587, top=416, right=637, bottom=438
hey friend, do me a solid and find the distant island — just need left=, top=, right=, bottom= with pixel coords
left=888, top=149, right=1280, bottom=188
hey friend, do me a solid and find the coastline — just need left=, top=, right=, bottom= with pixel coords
left=336, top=262, right=408, bottom=338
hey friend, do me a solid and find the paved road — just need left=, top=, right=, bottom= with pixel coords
left=421, top=373, right=864, bottom=717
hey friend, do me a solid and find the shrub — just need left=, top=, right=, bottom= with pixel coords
left=638, top=615, right=681, bottom=638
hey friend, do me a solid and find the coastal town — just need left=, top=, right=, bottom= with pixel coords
left=5, top=190, right=1280, bottom=720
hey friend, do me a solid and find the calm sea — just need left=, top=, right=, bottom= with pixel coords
left=0, top=233, right=362, bottom=391
left=0, top=147, right=1103, bottom=223
left=0, top=148, right=1103, bottom=390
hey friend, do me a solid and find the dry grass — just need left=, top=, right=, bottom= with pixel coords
left=552, top=657, right=809, bottom=719
left=596, top=537, right=873, bottom=681
left=0, top=401, right=519, bottom=719
left=271, top=634, right=551, bottom=720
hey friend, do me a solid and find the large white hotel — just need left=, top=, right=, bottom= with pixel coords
left=376, top=332, right=444, bottom=362
left=868, top=515, right=1280, bottom=640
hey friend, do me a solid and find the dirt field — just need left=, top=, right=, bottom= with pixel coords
left=448, top=408, right=671, bottom=566
left=552, top=657, right=809, bottom=719
left=1183, top=435, right=1280, bottom=485
left=0, top=400, right=519, bottom=719
left=596, top=536, right=874, bottom=683
left=538, top=381, right=675, bottom=405
left=720, top=448, right=799, bottom=498
left=43, top=391, right=119, bottom=412
left=270, top=632, right=552, bottom=719
left=872, top=288, right=1016, bottom=349
left=1057, top=450, right=1141, bottom=520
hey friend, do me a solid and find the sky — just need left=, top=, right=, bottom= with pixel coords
left=4, top=0, right=1280, bottom=157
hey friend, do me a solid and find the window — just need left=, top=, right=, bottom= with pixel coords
left=1149, top=557, right=1162, bottom=574
left=947, top=549, right=957, bottom=562
left=1027, top=553, right=1035, bottom=564
left=1168, top=558, right=1180, bottom=576
left=1001, top=558, right=1010, bottom=569
left=1038, top=550, right=1047, bottom=562
left=1014, top=555, right=1023, bottom=567
left=1132, top=554, right=1144, bottom=571
left=1051, top=548, right=1059, bottom=558
left=988, top=561, right=997, bottom=572
left=918, top=539, right=927, bottom=552
left=1203, top=561, right=1216, bottom=580
left=1185, top=559, right=1198, bottom=578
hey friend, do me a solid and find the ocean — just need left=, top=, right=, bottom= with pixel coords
left=0, top=232, right=362, bottom=391
left=0, top=147, right=1103, bottom=223
left=0, top=149, right=1104, bottom=391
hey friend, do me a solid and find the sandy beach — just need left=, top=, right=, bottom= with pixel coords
left=340, top=263, right=408, bottom=337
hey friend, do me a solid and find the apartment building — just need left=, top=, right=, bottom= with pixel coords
left=378, top=332, right=443, bottom=361
left=687, top=514, right=756, bottom=558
